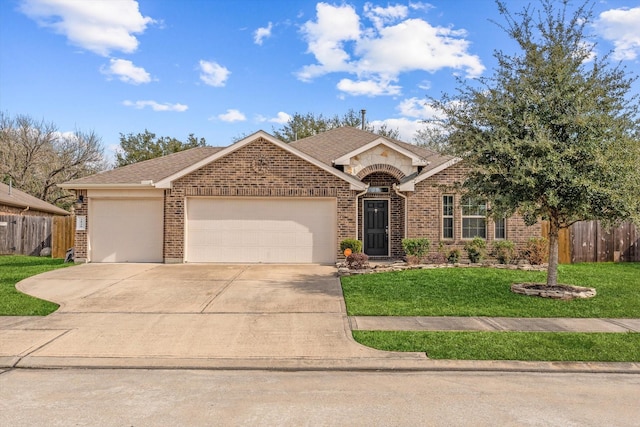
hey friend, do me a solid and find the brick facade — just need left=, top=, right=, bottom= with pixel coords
left=165, top=137, right=356, bottom=261
left=71, top=134, right=542, bottom=263
left=406, top=162, right=541, bottom=256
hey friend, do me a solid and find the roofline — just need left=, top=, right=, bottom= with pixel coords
left=57, top=183, right=157, bottom=190
left=397, top=157, right=462, bottom=191
left=333, top=137, right=429, bottom=167
left=154, top=130, right=367, bottom=190
left=0, top=199, right=70, bottom=215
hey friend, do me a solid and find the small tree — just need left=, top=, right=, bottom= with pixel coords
left=431, top=0, right=640, bottom=286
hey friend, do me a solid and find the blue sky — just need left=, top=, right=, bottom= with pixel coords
left=1, top=0, right=639, bottom=161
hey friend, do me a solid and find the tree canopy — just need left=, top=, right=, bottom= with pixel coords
left=0, top=112, right=107, bottom=209
left=430, top=0, right=640, bottom=286
left=115, top=130, right=207, bottom=167
left=272, top=109, right=400, bottom=142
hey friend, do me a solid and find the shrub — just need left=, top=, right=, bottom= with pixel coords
left=346, top=252, right=369, bottom=269
left=340, top=239, right=362, bottom=254
left=447, top=249, right=461, bottom=264
left=493, top=240, right=516, bottom=264
left=464, top=237, right=487, bottom=263
left=522, top=237, right=549, bottom=265
left=402, top=238, right=430, bottom=257
left=425, top=252, right=447, bottom=264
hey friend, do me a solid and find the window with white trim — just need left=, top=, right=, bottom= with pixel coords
left=494, top=218, right=506, bottom=240
left=461, top=196, right=487, bottom=239
left=442, top=195, right=454, bottom=239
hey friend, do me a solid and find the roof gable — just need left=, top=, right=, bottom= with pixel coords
left=333, top=137, right=428, bottom=166
left=155, top=131, right=366, bottom=190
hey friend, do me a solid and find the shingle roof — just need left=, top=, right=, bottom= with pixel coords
left=61, top=128, right=456, bottom=188
left=0, top=182, right=70, bottom=215
left=290, top=126, right=455, bottom=175
left=62, top=146, right=223, bottom=186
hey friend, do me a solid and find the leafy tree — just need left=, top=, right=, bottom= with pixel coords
left=115, top=130, right=207, bottom=167
left=0, top=112, right=107, bottom=208
left=272, top=108, right=400, bottom=142
left=414, top=126, right=453, bottom=155
left=430, top=0, right=640, bottom=287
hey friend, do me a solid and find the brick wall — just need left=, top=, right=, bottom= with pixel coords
left=407, top=162, right=541, bottom=257
left=166, top=137, right=356, bottom=261
left=72, top=190, right=87, bottom=260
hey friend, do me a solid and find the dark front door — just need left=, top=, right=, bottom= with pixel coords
left=364, top=200, right=388, bottom=256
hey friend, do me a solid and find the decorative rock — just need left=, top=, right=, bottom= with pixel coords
left=511, top=283, right=596, bottom=300
left=40, top=247, right=52, bottom=257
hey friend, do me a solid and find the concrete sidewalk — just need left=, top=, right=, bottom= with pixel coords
left=1, top=263, right=638, bottom=373
left=350, top=316, right=640, bottom=332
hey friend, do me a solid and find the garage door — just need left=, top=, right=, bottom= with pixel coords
left=186, top=198, right=336, bottom=263
left=89, top=198, right=163, bottom=262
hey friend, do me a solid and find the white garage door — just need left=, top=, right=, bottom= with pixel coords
left=186, top=198, right=336, bottom=263
left=90, top=198, right=163, bottom=262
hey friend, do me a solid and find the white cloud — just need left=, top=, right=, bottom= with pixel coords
left=363, top=3, right=408, bottom=30
left=254, top=22, right=273, bottom=45
left=369, top=117, right=423, bottom=142
left=101, top=58, right=151, bottom=84
left=122, top=100, right=188, bottom=112
left=19, top=0, right=155, bottom=56
left=397, top=97, right=442, bottom=119
left=199, top=60, right=230, bottom=87
left=218, top=109, right=246, bottom=122
left=337, top=78, right=401, bottom=96
left=297, top=3, right=361, bottom=81
left=297, top=3, right=484, bottom=97
left=267, top=112, right=291, bottom=124
left=595, top=7, right=640, bottom=61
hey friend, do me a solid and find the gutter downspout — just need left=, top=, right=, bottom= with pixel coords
left=355, top=184, right=370, bottom=243
left=393, top=184, right=408, bottom=238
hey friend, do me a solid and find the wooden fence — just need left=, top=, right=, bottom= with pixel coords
left=0, top=214, right=75, bottom=258
left=52, top=215, right=75, bottom=259
left=543, top=221, right=639, bottom=263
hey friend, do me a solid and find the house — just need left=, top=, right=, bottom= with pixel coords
left=0, top=182, right=70, bottom=217
left=59, top=127, right=540, bottom=263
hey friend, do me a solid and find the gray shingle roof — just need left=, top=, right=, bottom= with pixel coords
left=0, top=182, right=70, bottom=215
left=61, top=128, right=456, bottom=188
left=290, top=126, right=455, bottom=174
left=62, top=146, right=223, bottom=186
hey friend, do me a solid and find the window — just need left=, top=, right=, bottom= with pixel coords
left=442, top=195, right=454, bottom=239
left=494, top=218, right=506, bottom=240
left=461, top=196, right=486, bottom=239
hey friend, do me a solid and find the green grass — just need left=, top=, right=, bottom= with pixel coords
left=353, top=330, right=640, bottom=362
left=341, top=263, right=640, bottom=318
left=0, top=255, right=73, bottom=315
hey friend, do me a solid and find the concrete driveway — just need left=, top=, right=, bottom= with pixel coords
left=1, top=263, right=425, bottom=369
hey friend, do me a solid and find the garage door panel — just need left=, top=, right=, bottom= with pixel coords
left=186, top=198, right=336, bottom=263
left=90, top=199, right=163, bottom=263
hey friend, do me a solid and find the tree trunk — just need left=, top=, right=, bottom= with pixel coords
left=546, top=220, right=560, bottom=287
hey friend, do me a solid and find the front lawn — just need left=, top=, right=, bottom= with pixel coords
left=353, top=330, right=640, bottom=361
left=0, top=255, right=73, bottom=316
left=341, top=263, right=640, bottom=318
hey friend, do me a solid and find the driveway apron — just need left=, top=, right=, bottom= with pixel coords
left=2, top=264, right=425, bottom=369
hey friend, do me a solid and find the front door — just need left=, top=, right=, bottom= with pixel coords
left=364, top=200, right=388, bottom=256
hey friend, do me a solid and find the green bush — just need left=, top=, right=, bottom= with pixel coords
left=464, top=237, right=487, bottom=263
left=340, top=239, right=362, bottom=254
left=522, top=237, right=549, bottom=265
left=402, top=238, right=431, bottom=257
left=447, top=249, right=461, bottom=264
left=493, top=240, right=516, bottom=264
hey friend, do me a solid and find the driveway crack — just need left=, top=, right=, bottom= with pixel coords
left=199, top=265, right=250, bottom=313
